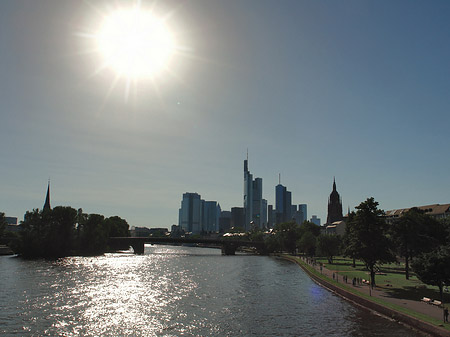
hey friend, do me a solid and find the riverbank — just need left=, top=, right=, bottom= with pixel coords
left=282, top=255, right=450, bottom=337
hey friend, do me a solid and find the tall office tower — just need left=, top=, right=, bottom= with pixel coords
left=202, top=201, right=221, bottom=233
left=298, top=204, right=307, bottom=223
left=219, top=211, right=232, bottom=233
left=275, top=183, right=293, bottom=223
left=326, top=178, right=343, bottom=224
left=179, top=192, right=202, bottom=233
left=267, top=204, right=276, bottom=228
left=244, top=157, right=264, bottom=230
left=262, top=199, right=268, bottom=228
left=310, top=215, right=321, bottom=226
left=231, top=207, right=245, bottom=229
left=252, top=177, right=263, bottom=228
left=244, top=158, right=253, bottom=230
left=43, top=180, right=51, bottom=211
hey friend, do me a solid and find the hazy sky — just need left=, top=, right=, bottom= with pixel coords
left=1, top=0, right=449, bottom=228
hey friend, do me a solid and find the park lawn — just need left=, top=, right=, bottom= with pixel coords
left=288, top=256, right=449, bottom=331
left=315, top=256, right=450, bottom=304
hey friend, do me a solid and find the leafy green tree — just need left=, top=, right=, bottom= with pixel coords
left=264, top=233, right=282, bottom=253
left=77, top=214, right=107, bottom=254
left=274, top=221, right=301, bottom=254
left=342, top=211, right=360, bottom=267
left=348, top=198, right=395, bottom=288
left=317, top=234, right=341, bottom=263
left=390, top=208, right=447, bottom=279
left=412, top=246, right=450, bottom=305
left=299, top=221, right=321, bottom=237
left=297, top=231, right=317, bottom=256
left=0, top=212, right=6, bottom=238
left=104, top=216, right=130, bottom=237
left=16, top=207, right=77, bottom=257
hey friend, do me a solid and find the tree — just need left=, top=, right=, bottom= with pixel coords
left=412, top=246, right=450, bottom=305
left=273, top=221, right=301, bottom=254
left=390, top=208, right=447, bottom=279
left=297, top=231, right=317, bottom=256
left=0, top=212, right=6, bottom=238
left=342, top=211, right=361, bottom=268
left=104, top=216, right=130, bottom=237
left=347, top=198, right=395, bottom=288
left=77, top=214, right=107, bottom=254
left=317, top=234, right=341, bottom=263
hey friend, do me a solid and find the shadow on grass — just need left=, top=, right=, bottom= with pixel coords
left=383, top=286, right=450, bottom=303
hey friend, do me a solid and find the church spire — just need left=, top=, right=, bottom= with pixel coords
left=333, top=176, right=336, bottom=191
left=43, top=180, right=51, bottom=211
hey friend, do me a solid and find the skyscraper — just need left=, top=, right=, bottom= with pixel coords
left=298, top=204, right=307, bottom=223
left=326, top=178, right=343, bottom=225
left=179, top=192, right=202, bottom=233
left=275, top=183, right=292, bottom=223
left=43, top=180, right=51, bottom=211
left=244, top=156, right=264, bottom=230
left=202, top=201, right=221, bottom=233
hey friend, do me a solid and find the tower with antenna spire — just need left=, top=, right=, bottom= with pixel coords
left=326, top=177, right=343, bottom=224
left=243, top=152, right=265, bottom=230
left=43, top=180, right=51, bottom=211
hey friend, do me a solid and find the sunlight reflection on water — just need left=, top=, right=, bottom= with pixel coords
left=0, top=246, right=424, bottom=336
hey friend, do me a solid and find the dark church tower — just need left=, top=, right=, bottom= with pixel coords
left=326, top=178, right=343, bottom=224
left=43, top=181, right=51, bottom=211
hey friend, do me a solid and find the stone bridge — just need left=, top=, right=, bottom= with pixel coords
left=108, top=237, right=267, bottom=255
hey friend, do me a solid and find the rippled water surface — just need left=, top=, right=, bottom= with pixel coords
left=1, top=245, right=423, bottom=336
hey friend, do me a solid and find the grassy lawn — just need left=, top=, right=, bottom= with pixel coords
left=286, top=255, right=450, bottom=331
left=315, top=256, right=450, bottom=303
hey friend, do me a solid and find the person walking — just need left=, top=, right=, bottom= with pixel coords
left=444, top=307, right=449, bottom=323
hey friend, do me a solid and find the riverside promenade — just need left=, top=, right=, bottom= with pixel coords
left=284, top=255, right=450, bottom=337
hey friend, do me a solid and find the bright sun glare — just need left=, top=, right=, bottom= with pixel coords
left=96, top=7, right=176, bottom=80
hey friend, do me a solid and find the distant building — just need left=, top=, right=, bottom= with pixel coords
left=276, top=183, right=292, bottom=223
left=310, top=215, right=321, bottom=226
left=43, top=181, right=51, bottom=211
left=5, top=217, right=17, bottom=225
left=171, top=224, right=184, bottom=237
left=326, top=178, right=343, bottom=225
left=267, top=205, right=275, bottom=228
left=202, top=201, right=221, bottom=233
left=219, top=211, right=231, bottom=233
left=231, top=207, right=245, bottom=229
left=179, top=192, right=202, bottom=233
left=130, top=226, right=152, bottom=237
left=261, top=199, right=268, bottom=228
left=178, top=193, right=221, bottom=234
left=148, top=228, right=169, bottom=237
left=244, top=157, right=264, bottom=230
left=325, top=220, right=346, bottom=236
left=385, top=204, right=450, bottom=224
left=298, top=204, right=308, bottom=223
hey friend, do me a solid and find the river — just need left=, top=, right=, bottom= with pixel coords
left=0, top=245, right=423, bottom=336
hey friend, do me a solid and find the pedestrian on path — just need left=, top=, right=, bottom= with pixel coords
left=444, top=307, right=449, bottom=323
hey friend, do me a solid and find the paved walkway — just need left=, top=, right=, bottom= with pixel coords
left=299, top=257, right=447, bottom=324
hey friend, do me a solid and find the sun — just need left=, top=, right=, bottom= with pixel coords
left=96, top=7, right=176, bottom=80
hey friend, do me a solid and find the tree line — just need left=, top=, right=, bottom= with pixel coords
left=1, top=207, right=129, bottom=258
left=252, top=197, right=450, bottom=301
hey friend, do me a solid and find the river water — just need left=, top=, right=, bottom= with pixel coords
left=0, top=245, right=422, bottom=336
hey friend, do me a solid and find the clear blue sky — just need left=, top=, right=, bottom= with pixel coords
left=1, top=0, right=449, bottom=227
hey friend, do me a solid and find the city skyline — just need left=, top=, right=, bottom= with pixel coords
left=1, top=1, right=449, bottom=228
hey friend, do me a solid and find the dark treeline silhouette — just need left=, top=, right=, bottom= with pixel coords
left=256, top=197, right=450, bottom=298
left=9, top=206, right=129, bottom=258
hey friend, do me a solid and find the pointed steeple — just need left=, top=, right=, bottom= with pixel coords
left=43, top=180, right=51, bottom=211
left=333, top=177, right=336, bottom=191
